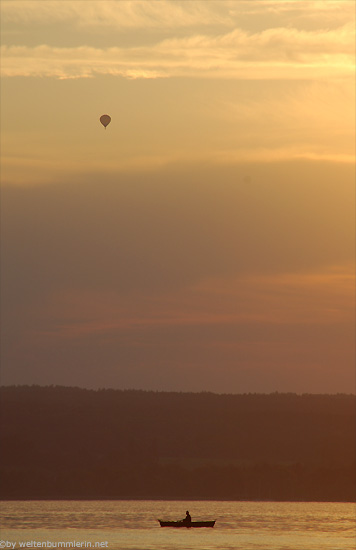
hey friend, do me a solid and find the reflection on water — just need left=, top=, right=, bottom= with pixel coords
left=1, top=500, right=355, bottom=550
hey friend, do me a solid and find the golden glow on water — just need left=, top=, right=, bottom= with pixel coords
left=1, top=501, right=355, bottom=550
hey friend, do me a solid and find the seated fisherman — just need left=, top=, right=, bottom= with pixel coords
left=183, top=510, right=192, bottom=524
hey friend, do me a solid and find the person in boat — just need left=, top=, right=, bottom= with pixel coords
left=182, top=511, right=192, bottom=524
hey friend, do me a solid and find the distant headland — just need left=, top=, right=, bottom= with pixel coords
left=1, top=386, right=355, bottom=502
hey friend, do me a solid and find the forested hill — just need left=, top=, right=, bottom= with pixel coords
left=1, top=386, right=355, bottom=501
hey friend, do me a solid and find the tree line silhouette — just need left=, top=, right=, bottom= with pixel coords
left=1, top=386, right=355, bottom=501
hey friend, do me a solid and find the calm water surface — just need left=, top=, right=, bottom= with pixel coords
left=0, top=500, right=355, bottom=550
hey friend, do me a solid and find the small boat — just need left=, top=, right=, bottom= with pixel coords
left=158, top=520, right=215, bottom=528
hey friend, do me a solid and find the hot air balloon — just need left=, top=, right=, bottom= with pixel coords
left=100, top=114, right=111, bottom=129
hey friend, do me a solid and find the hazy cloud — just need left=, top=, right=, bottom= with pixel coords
left=1, top=0, right=232, bottom=29
left=1, top=162, right=354, bottom=392
left=2, top=160, right=354, bottom=300
left=2, top=0, right=352, bottom=29
left=2, top=20, right=354, bottom=80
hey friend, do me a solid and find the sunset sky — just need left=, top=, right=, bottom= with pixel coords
left=1, top=0, right=355, bottom=393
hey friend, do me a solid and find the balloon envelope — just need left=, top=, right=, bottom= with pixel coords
left=100, top=114, right=111, bottom=128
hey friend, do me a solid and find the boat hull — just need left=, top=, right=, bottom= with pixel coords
left=158, top=520, right=215, bottom=528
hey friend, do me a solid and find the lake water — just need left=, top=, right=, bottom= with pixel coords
left=0, top=500, right=355, bottom=550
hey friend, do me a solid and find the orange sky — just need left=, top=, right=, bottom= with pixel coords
left=1, top=1, right=355, bottom=393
